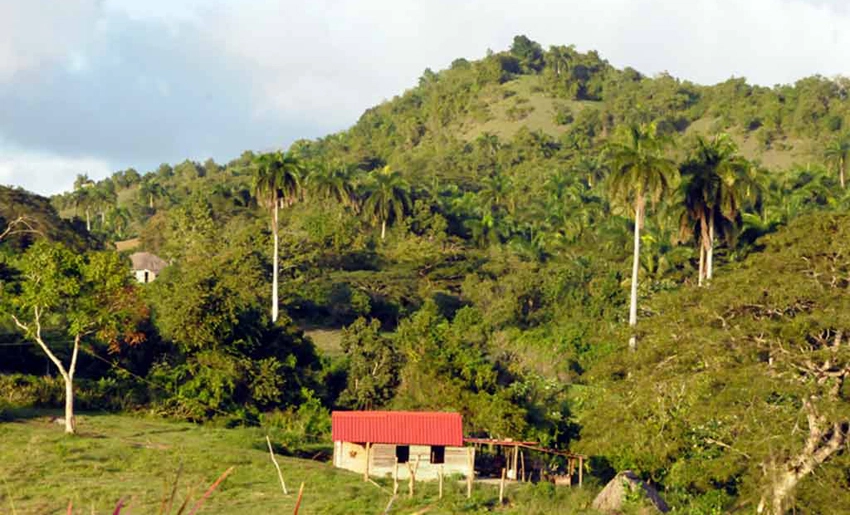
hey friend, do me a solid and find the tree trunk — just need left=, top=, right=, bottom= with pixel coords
left=85, top=209, right=91, bottom=232
left=758, top=402, right=847, bottom=514
left=11, top=313, right=79, bottom=435
left=63, top=374, right=76, bottom=434
left=698, top=243, right=705, bottom=287
left=101, top=210, right=106, bottom=226
left=706, top=220, right=715, bottom=282
left=381, top=219, right=387, bottom=240
left=149, top=194, right=154, bottom=209
left=841, top=157, right=846, bottom=189
left=628, top=197, right=642, bottom=351
left=272, top=202, right=279, bottom=323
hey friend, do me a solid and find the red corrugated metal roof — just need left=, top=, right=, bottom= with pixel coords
left=332, top=411, right=463, bottom=446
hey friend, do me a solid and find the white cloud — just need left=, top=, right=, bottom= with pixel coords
left=0, top=0, right=100, bottom=81
left=2, top=0, right=850, bottom=195
left=0, top=144, right=112, bottom=196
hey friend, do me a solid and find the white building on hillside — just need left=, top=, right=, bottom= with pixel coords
left=129, top=252, right=167, bottom=283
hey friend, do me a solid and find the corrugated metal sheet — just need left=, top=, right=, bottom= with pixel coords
left=331, top=411, right=463, bottom=446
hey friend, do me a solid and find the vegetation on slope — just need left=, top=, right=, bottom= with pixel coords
left=3, top=35, right=850, bottom=513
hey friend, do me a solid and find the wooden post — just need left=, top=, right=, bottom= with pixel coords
left=407, top=463, right=414, bottom=498
left=393, top=458, right=399, bottom=495
left=266, top=435, right=288, bottom=495
left=499, top=468, right=506, bottom=505
left=578, top=456, right=583, bottom=487
left=520, top=450, right=526, bottom=483
left=438, top=464, right=444, bottom=499
left=466, top=447, right=474, bottom=498
left=512, top=445, right=519, bottom=481
left=363, top=442, right=372, bottom=482
left=292, top=482, right=304, bottom=515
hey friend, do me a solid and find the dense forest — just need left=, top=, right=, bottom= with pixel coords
left=3, top=36, right=850, bottom=513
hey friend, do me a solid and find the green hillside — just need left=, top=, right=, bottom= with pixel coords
left=2, top=35, right=850, bottom=514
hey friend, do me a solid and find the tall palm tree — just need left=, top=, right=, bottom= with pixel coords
left=680, top=135, right=756, bottom=285
left=253, top=150, right=304, bottom=323
left=606, top=123, right=678, bottom=350
left=363, top=166, right=410, bottom=240
left=139, top=177, right=166, bottom=210
left=307, top=161, right=356, bottom=210
left=72, top=187, right=93, bottom=232
left=823, top=133, right=850, bottom=190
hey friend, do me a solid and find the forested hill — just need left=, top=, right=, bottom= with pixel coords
left=6, top=36, right=850, bottom=513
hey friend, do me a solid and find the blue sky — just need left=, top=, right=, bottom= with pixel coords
left=1, top=0, right=849, bottom=195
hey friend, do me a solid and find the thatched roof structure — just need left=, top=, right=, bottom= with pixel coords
left=129, top=252, right=167, bottom=273
left=591, top=470, right=669, bottom=514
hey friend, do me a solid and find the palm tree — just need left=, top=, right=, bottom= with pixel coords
left=253, top=150, right=304, bottom=323
left=363, top=166, right=410, bottom=240
left=823, top=133, right=850, bottom=189
left=72, top=187, right=93, bottom=232
left=107, top=207, right=131, bottom=239
left=307, top=161, right=356, bottom=210
left=606, top=123, right=678, bottom=350
left=679, top=135, right=756, bottom=285
left=139, top=177, right=166, bottom=210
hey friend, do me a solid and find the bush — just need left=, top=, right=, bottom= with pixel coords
left=260, top=389, right=331, bottom=449
left=554, top=104, right=574, bottom=125
left=0, top=373, right=149, bottom=412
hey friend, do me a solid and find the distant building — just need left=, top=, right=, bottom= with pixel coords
left=331, top=411, right=473, bottom=480
left=129, top=252, right=167, bottom=283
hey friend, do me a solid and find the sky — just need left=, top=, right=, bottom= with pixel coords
left=1, top=0, right=849, bottom=196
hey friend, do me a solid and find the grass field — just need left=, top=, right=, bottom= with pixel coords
left=0, top=410, right=599, bottom=515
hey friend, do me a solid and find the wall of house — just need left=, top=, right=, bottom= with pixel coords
left=133, top=269, right=158, bottom=284
left=333, top=441, right=474, bottom=481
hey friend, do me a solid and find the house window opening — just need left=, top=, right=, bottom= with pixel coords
left=431, top=445, right=445, bottom=464
left=396, top=445, right=410, bottom=464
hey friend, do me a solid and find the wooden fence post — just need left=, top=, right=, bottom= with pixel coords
left=578, top=456, right=583, bottom=487
left=520, top=450, right=526, bottom=482
left=363, top=443, right=372, bottom=482
left=499, top=468, right=506, bottom=505
left=466, top=447, right=474, bottom=498
left=393, top=458, right=399, bottom=495
left=438, top=464, right=444, bottom=499
left=292, top=482, right=304, bottom=515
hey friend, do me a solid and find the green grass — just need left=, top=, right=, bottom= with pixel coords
left=0, top=410, right=599, bottom=514
left=461, top=76, right=598, bottom=142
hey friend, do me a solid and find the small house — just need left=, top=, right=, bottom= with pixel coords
left=332, top=411, right=473, bottom=480
left=129, top=252, right=167, bottom=283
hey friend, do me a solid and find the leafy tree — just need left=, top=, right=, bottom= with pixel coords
left=363, top=166, right=410, bottom=240
left=606, top=123, right=677, bottom=349
left=823, top=132, right=850, bottom=189
left=509, top=35, right=544, bottom=73
left=5, top=242, right=146, bottom=433
left=338, top=317, right=401, bottom=409
left=580, top=214, right=850, bottom=514
left=252, top=151, right=304, bottom=322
